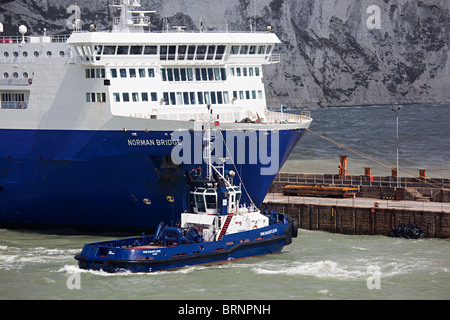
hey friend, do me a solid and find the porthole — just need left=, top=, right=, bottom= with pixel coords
left=13, top=72, right=19, bottom=79
left=34, top=51, right=39, bottom=58
left=59, top=51, right=65, bottom=57
left=46, top=51, right=52, bottom=57
left=3, top=73, right=9, bottom=79
left=23, top=52, right=28, bottom=58
left=23, top=72, right=29, bottom=78
left=13, top=52, right=19, bottom=58
left=3, top=52, right=9, bottom=58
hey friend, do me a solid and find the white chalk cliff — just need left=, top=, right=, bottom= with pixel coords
left=1, top=0, right=449, bottom=107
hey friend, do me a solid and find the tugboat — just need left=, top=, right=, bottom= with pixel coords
left=75, top=121, right=298, bottom=273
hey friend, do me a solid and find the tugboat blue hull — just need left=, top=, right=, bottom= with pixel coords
left=75, top=216, right=295, bottom=273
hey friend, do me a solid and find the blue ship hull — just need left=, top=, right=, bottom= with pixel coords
left=75, top=213, right=296, bottom=273
left=0, top=128, right=306, bottom=231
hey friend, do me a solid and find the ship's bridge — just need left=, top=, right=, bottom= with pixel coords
left=67, top=31, right=281, bottom=66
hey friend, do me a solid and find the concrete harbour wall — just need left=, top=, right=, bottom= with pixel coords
left=262, top=202, right=450, bottom=238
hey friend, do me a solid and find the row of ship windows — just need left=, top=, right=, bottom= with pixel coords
left=75, top=44, right=272, bottom=61
left=3, top=72, right=30, bottom=79
left=109, top=90, right=264, bottom=105
left=1, top=93, right=28, bottom=109
left=2, top=50, right=66, bottom=59
left=84, top=67, right=260, bottom=82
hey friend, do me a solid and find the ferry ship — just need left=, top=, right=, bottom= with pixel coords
left=0, top=0, right=312, bottom=231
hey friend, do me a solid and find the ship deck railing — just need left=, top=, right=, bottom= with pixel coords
left=0, top=35, right=71, bottom=44
left=264, top=110, right=312, bottom=124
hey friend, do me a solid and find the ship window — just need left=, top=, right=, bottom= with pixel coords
left=13, top=72, right=19, bottom=79
left=243, top=68, right=247, bottom=76
left=151, top=92, right=157, bottom=101
left=240, top=45, right=248, bottom=54
left=174, top=68, right=180, bottom=81
left=214, top=68, right=221, bottom=81
left=258, top=46, right=265, bottom=54
left=249, top=67, right=254, bottom=76
left=123, top=93, right=130, bottom=102
left=195, top=68, right=201, bottom=81
left=196, top=194, right=206, bottom=212
left=113, top=93, right=120, bottom=102
left=34, top=51, right=39, bottom=58
left=120, top=69, right=127, bottom=78
left=94, top=45, right=103, bottom=55
left=144, top=46, right=157, bottom=55
left=266, top=45, right=272, bottom=54
left=204, top=92, right=210, bottom=104
left=111, top=69, right=117, bottom=78
left=190, top=92, right=195, bottom=104
left=142, top=92, right=148, bottom=101
left=117, top=46, right=129, bottom=55
left=13, top=52, right=19, bottom=58
left=201, top=68, right=207, bottom=81
left=217, top=91, right=223, bottom=104
left=130, top=46, right=143, bottom=55
left=161, top=69, right=167, bottom=81
left=46, top=51, right=52, bottom=57
left=255, top=67, right=260, bottom=76
left=169, top=92, right=176, bottom=105
left=205, top=195, right=217, bottom=209
left=176, top=92, right=182, bottom=105
left=23, top=51, right=28, bottom=58
left=230, top=45, right=239, bottom=54
left=197, top=92, right=204, bottom=104
left=129, top=68, right=136, bottom=78
left=239, top=91, right=244, bottom=99
left=258, top=90, right=263, bottom=99
left=223, top=91, right=230, bottom=104
left=167, top=69, right=173, bottom=81
left=132, top=92, right=139, bottom=102
left=103, top=46, right=116, bottom=55
left=216, top=45, right=225, bottom=60
left=252, top=90, right=256, bottom=99
left=168, top=46, right=176, bottom=60
left=230, top=68, right=235, bottom=76
left=207, top=45, right=215, bottom=60
left=3, top=52, right=9, bottom=58
left=187, top=46, right=195, bottom=60
left=148, top=68, right=155, bottom=77
left=210, top=91, right=216, bottom=104
left=91, top=69, right=95, bottom=78
left=182, top=92, right=188, bottom=105
left=163, top=92, right=169, bottom=105
left=160, top=46, right=167, bottom=60
left=220, top=68, right=227, bottom=81
left=86, top=93, right=91, bottom=102
left=180, top=69, right=186, bottom=81
left=178, top=45, right=186, bottom=60
left=23, top=72, right=28, bottom=78
left=207, top=68, right=214, bottom=81
left=196, top=45, right=206, bottom=60
left=139, top=68, right=146, bottom=78
left=3, top=72, right=9, bottom=79
left=249, top=46, right=256, bottom=54
left=59, top=51, right=65, bottom=57
left=246, top=91, right=250, bottom=99
left=91, top=93, right=96, bottom=102
left=236, top=68, right=241, bottom=76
